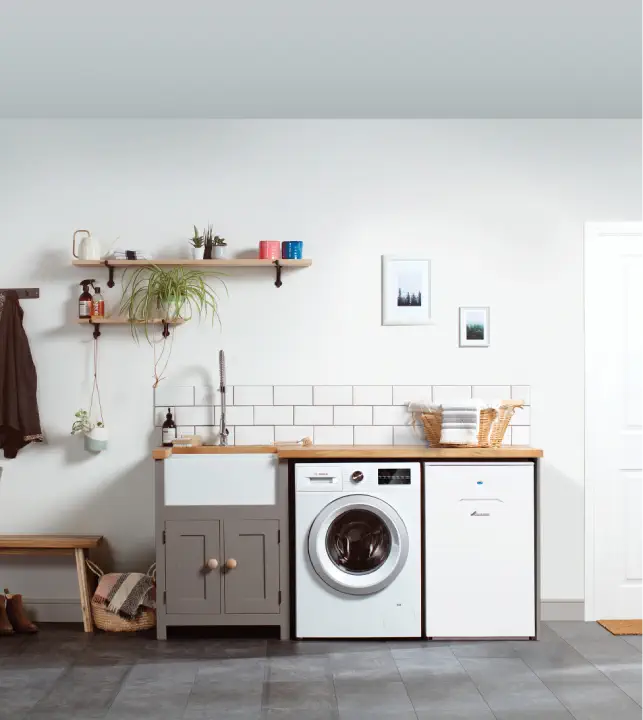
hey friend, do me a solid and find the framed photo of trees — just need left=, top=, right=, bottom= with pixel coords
left=459, top=306, right=490, bottom=347
left=381, top=256, right=432, bottom=325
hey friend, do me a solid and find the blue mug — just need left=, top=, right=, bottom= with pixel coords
left=281, top=241, right=303, bottom=259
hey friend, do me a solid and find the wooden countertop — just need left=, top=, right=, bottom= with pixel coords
left=153, top=445, right=543, bottom=460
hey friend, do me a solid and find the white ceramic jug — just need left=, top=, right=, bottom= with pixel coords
left=73, top=229, right=101, bottom=261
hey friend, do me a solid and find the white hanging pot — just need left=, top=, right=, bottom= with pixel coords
left=73, top=230, right=102, bottom=261
left=85, top=426, right=108, bottom=453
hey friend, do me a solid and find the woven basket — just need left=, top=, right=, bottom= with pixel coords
left=419, top=401, right=523, bottom=448
left=86, top=560, right=157, bottom=632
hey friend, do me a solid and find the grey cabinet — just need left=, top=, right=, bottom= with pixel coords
left=165, top=520, right=222, bottom=615
left=223, top=519, right=280, bottom=615
left=155, top=460, right=289, bottom=640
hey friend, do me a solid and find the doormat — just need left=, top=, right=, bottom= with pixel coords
left=597, top=619, right=642, bottom=636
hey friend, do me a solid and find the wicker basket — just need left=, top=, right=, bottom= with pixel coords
left=418, top=401, right=523, bottom=448
left=86, top=560, right=156, bottom=632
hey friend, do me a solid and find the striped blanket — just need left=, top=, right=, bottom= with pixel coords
left=93, top=572, right=156, bottom=619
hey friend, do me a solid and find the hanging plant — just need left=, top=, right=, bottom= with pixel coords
left=70, top=337, right=108, bottom=452
left=120, top=265, right=225, bottom=386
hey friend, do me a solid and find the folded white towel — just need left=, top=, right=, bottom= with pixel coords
left=441, top=427, right=478, bottom=445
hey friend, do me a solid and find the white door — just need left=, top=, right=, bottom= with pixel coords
left=585, top=222, right=642, bottom=620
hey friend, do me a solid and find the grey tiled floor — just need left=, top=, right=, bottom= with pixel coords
left=0, top=622, right=640, bottom=719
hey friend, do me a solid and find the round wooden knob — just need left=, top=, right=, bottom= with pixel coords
left=206, top=558, right=219, bottom=570
left=225, top=558, right=237, bottom=570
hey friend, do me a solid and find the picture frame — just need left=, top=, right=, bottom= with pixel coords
left=459, top=306, right=490, bottom=347
left=381, top=256, right=432, bottom=326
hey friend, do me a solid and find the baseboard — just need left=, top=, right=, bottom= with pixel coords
left=24, top=598, right=585, bottom=625
left=541, top=600, right=585, bottom=621
left=24, top=598, right=82, bottom=623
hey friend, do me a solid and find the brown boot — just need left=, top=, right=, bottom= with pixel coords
left=4, top=589, right=38, bottom=634
left=0, top=596, right=13, bottom=635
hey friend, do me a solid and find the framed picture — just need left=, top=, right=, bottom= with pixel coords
left=382, top=256, right=432, bottom=325
left=459, top=306, right=490, bottom=347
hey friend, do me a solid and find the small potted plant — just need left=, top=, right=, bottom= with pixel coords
left=213, top=235, right=227, bottom=259
left=189, top=225, right=204, bottom=260
left=203, top=224, right=214, bottom=260
left=71, top=410, right=108, bottom=453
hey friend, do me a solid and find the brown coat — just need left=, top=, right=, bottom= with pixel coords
left=0, top=291, right=43, bottom=458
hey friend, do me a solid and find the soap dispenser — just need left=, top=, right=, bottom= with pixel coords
left=162, top=409, right=177, bottom=447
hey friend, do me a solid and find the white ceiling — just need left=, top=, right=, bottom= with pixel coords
left=0, top=0, right=640, bottom=118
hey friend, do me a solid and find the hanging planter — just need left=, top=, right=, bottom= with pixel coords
left=71, top=333, right=107, bottom=453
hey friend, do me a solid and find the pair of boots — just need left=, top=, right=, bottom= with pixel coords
left=0, top=589, right=38, bottom=635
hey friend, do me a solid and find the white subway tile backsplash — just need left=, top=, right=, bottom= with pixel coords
left=354, top=426, right=393, bottom=445
left=511, top=385, right=531, bottom=404
left=235, top=426, right=274, bottom=445
left=295, top=406, right=333, bottom=425
left=274, top=386, right=312, bottom=406
left=155, top=406, right=174, bottom=427
left=195, top=386, right=233, bottom=406
left=393, top=425, right=426, bottom=446
left=153, top=382, right=531, bottom=448
left=233, top=386, right=273, bottom=405
left=392, top=386, right=432, bottom=406
left=275, top=426, right=313, bottom=442
left=224, top=406, right=254, bottom=425
left=334, top=406, right=372, bottom=425
left=174, top=406, right=215, bottom=426
left=314, top=426, right=354, bottom=445
left=510, top=406, right=531, bottom=426
left=432, top=386, right=472, bottom=404
left=511, top=426, right=531, bottom=446
left=254, top=406, right=294, bottom=425
left=177, top=426, right=195, bottom=438
left=472, top=385, right=511, bottom=402
left=195, top=425, right=223, bottom=444
left=314, top=386, right=353, bottom=405
left=155, top=385, right=194, bottom=407
left=353, top=386, right=392, bottom=405
left=373, top=405, right=411, bottom=426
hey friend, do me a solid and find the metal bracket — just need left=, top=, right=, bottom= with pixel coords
left=274, top=260, right=283, bottom=288
left=104, top=261, right=115, bottom=289
left=162, top=321, right=170, bottom=338
left=92, top=323, right=101, bottom=339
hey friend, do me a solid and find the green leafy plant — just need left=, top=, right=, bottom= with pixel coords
left=71, top=409, right=104, bottom=435
left=190, top=225, right=204, bottom=249
left=120, top=265, right=225, bottom=342
left=213, top=235, right=227, bottom=246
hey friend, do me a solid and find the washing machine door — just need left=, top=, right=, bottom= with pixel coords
left=308, top=495, right=409, bottom=596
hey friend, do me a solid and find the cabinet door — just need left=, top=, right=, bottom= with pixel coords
left=165, top=520, right=221, bottom=614
left=223, top=519, right=280, bottom=614
left=425, top=463, right=535, bottom=637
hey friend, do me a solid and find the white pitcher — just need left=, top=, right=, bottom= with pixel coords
left=73, top=229, right=101, bottom=260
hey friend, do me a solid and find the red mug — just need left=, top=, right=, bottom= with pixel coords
left=259, top=241, right=281, bottom=260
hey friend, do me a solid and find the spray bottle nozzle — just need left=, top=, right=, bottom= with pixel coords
left=80, top=279, right=96, bottom=290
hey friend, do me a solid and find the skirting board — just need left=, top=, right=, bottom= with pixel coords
left=25, top=598, right=82, bottom=623
left=541, top=600, right=585, bottom=621
left=25, top=599, right=585, bottom=624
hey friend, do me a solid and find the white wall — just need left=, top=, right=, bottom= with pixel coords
left=0, top=120, right=640, bottom=608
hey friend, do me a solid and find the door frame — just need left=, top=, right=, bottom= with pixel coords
left=584, top=221, right=642, bottom=621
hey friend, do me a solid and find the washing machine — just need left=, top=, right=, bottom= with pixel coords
left=294, top=462, right=421, bottom=638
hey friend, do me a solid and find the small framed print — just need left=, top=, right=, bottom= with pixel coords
left=459, top=306, right=490, bottom=347
left=382, top=256, right=432, bottom=326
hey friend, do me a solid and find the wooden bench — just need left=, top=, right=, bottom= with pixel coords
left=0, top=535, right=103, bottom=632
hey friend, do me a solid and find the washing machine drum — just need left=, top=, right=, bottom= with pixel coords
left=308, top=495, right=409, bottom=595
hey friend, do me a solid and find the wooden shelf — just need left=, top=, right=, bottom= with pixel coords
left=72, top=259, right=312, bottom=268
left=72, top=257, right=311, bottom=288
left=76, top=317, right=184, bottom=326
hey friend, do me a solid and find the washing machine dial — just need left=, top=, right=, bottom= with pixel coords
left=351, top=470, right=364, bottom=484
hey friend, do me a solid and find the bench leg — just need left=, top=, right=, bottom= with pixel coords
left=74, top=548, right=93, bottom=632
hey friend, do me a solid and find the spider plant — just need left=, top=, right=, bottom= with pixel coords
left=120, top=265, right=225, bottom=342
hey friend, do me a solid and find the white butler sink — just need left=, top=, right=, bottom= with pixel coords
left=164, top=454, right=278, bottom=506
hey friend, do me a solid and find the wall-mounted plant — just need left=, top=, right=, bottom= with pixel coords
left=71, top=410, right=108, bottom=453
left=120, top=265, right=225, bottom=385
left=189, top=225, right=204, bottom=260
